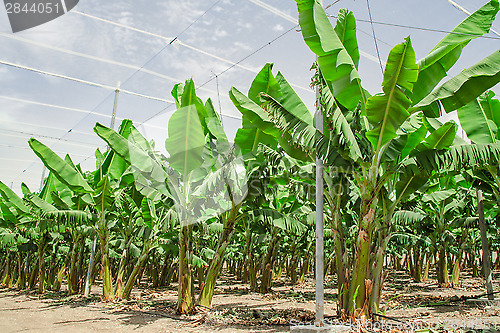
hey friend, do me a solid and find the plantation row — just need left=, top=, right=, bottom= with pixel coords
left=1, top=0, right=500, bottom=320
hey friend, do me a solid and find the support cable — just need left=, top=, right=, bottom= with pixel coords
left=71, top=9, right=312, bottom=94
left=327, top=15, right=500, bottom=40
left=0, top=60, right=175, bottom=103
left=0, top=32, right=203, bottom=89
left=140, top=23, right=300, bottom=124
left=365, top=0, right=384, bottom=74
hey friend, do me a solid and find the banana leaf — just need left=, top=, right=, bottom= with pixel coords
left=416, top=49, right=500, bottom=117
left=28, top=139, right=93, bottom=193
left=365, top=37, right=419, bottom=153
left=410, top=0, right=499, bottom=104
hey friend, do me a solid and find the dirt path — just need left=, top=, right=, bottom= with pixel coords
left=1, top=271, right=499, bottom=332
left=0, top=289, right=286, bottom=333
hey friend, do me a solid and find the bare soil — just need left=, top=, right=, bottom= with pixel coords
left=1, top=270, right=499, bottom=332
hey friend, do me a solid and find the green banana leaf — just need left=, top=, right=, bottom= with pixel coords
left=409, top=142, right=500, bottom=175
left=248, top=63, right=282, bottom=104
left=165, top=79, right=207, bottom=178
left=0, top=181, right=30, bottom=216
left=335, top=8, right=360, bottom=69
left=28, top=139, right=93, bottom=193
left=392, top=210, right=427, bottom=225
left=260, top=93, right=353, bottom=165
left=416, top=49, right=500, bottom=117
left=205, top=98, right=229, bottom=144
left=422, top=189, right=456, bottom=203
left=94, top=123, right=171, bottom=200
left=412, top=121, right=458, bottom=155
left=254, top=208, right=306, bottom=234
left=410, top=0, right=499, bottom=104
left=457, top=93, right=498, bottom=144
left=395, top=172, right=428, bottom=202
left=231, top=87, right=279, bottom=155
left=27, top=194, right=57, bottom=213
left=384, top=113, right=427, bottom=161
left=481, top=91, right=500, bottom=134
left=297, top=0, right=364, bottom=110
left=366, top=37, right=419, bottom=152
left=276, top=72, right=313, bottom=125
left=94, top=119, right=133, bottom=184
left=94, top=176, right=113, bottom=213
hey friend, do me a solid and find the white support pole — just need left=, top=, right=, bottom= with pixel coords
left=477, top=189, right=494, bottom=300
left=315, top=58, right=324, bottom=327
left=38, top=165, right=47, bottom=191
left=84, top=81, right=121, bottom=297
left=110, top=81, right=121, bottom=131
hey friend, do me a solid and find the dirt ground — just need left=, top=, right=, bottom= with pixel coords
left=1, top=270, right=499, bottom=333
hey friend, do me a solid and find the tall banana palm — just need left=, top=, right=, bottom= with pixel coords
left=231, top=0, right=500, bottom=318
left=95, top=79, right=248, bottom=313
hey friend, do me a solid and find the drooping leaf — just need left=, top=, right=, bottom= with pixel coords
left=27, top=194, right=57, bottom=213
left=231, top=87, right=279, bottom=155
left=413, top=121, right=458, bottom=155
left=94, top=123, right=171, bottom=199
left=392, top=210, right=427, bottom=225
left=260, top=93, right=346, bottom=164
left=422, top=189, right=456, bottom=203
left=230, top=87, right=279, bottom=137
left=276, top=71, right=313, bottom=125
left=0, top=181, right=30, bottom=216
left=28, top=139, right=93, bottom=193
left=409, top=142, right=500, bottom=175
left=410, top=0, right=500, bottom=104
left=458, top=94, right=498, bottom=144
left=416, top=49, right=500, bottom=117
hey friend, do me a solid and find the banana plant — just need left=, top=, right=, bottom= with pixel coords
left=94, top=79, right=248, bottom=313
left=232, top=0, right=500, bottom=318
left=27, top=119, right=132, bottom=301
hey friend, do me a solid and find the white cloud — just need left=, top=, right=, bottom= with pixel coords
left=273, top=23, right=284, bottom=32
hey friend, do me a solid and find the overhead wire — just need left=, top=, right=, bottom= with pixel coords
left=0, top=143, right=95, bottom=159
left=6, top=0, right=225, bottom=186
left=0, top=95, right=173, bottom=130
left=108, top=0, right=224, bottom=100
left=70, top=9, right=313, bottom=94
left=141, top=22, right=303, bottom=125
left=0, top=31, right=215, bottom=92
left=365, top=0, right=384, bottom=74
left=0, top=119, right=95, bottom=137
left=327, top=15, right=500, bottom=40
left=72, top=10, right=258, bottom=74
left=0, top=128, right=103, bottom=148
left=248, top=0, right=388, bottom=65
left=0, top=60, right=175, bottom=103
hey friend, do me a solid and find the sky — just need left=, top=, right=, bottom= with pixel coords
left=0, top=0, right=498, bottom=194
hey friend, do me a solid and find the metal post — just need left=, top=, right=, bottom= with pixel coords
left=38, top=165, right=47, bottom=191
left=315, top=60, right=324, bottom=327
left=84, top=81, right=121, bottom=297
left=477, top=189, right=494, bottom=300
left=84, top=236, right=98, bottom=297
left=110, top=81, right=121, bottom=131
